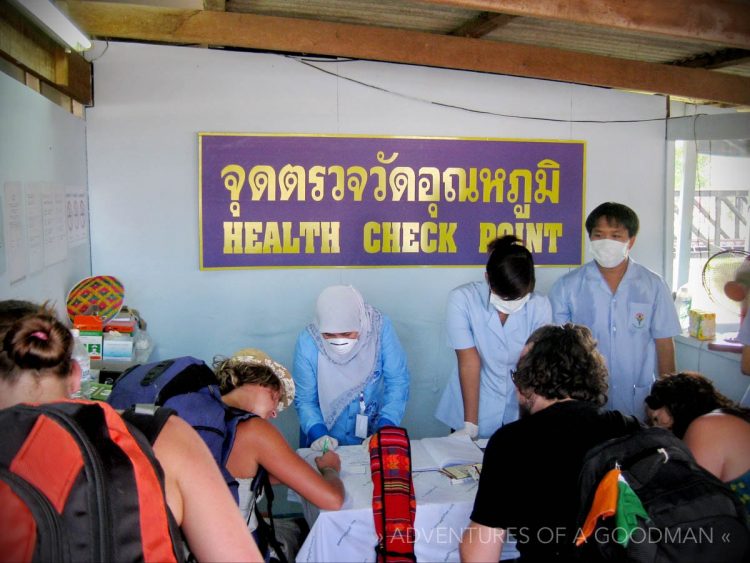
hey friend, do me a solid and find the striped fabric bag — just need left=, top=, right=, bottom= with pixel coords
left=369, top=426, right=417, bottom=563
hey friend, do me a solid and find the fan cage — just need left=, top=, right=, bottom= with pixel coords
left=701, top=250, right=750, bottom=315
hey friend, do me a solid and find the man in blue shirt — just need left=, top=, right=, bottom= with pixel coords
left=549, top=202, right=680, bottom=418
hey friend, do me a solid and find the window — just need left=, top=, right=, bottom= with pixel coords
left=671, top=136, right=750, bottom=329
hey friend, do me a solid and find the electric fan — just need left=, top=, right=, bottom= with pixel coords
left=703, top=250, right=750, bottom=315
left=701, top=249, right=750, bottom=346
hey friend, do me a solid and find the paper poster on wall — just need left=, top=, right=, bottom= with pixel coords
left=3, top=182, right=26, bottom=283
left=26, top=182, right=44, bottom=274
left=199, top=133, right=586, bottom=269
left=42, top=185, right=68, bottom=266
left=66, top=186, right=89, bottom=247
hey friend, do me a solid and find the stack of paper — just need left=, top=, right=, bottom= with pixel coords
left=410, top=434, right=484, bottom=472
left=441, top=463, right=482, bottom=484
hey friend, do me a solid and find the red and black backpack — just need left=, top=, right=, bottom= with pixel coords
left=0, top=400, right=184, bottom=562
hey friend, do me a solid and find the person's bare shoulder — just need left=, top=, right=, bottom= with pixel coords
left=153, top=415, right=209, bottom=462
left=689, top=411, right=749, bottom=436
left=227, top=416, right=288, bottom=473
left=234, top=415, right=281, bottom=445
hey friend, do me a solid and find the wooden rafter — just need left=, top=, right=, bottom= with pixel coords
left=421, top=0, right=750, bottom=49
left=450, top=12, right=516, bottom=38
left=0, top=2, right=92, bottom=105
left=671, top=48, right=750, bottom=70
left=203, top=0, right=226, bottom=11
left=62, top=1, right=750, bottom=107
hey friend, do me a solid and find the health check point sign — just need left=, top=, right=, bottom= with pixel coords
left=198, top=133, right=586, bottom=269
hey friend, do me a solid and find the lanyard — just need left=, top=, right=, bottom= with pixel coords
left=359, top=392, right=366, bottom=415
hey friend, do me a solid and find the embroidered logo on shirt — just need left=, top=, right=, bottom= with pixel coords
left=633, top=312, right=646, bottom=328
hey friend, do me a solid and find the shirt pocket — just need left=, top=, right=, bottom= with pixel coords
left=628, top=302, right=651, bottom=331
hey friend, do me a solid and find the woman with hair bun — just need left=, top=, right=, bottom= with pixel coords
left=0, top=301, right=80, bottom=402
left=435, top=235, right=552, bottom=439
left=0, top=300, right=263, bottom=562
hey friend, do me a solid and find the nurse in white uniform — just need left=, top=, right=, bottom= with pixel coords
left=435, top=235, right=552, bottom=439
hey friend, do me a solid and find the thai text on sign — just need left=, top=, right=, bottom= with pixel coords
left=198, top=134, right=585, bottom=268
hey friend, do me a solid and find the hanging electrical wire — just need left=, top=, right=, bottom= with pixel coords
left=288, top=55, right=710, bottom=125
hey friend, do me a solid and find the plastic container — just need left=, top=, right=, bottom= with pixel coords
left=71, top=328, right=93, bottom=398
left=674, top=284, right=692, bottom=331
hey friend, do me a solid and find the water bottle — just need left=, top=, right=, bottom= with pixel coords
left=674, top=284, right=692, bottom=331
left=70, top=328, right=93, bottom=399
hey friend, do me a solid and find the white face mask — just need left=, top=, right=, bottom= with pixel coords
left=590, top=238, right=629, bottom=268
left=326, top=337, right=357, bottom=355
left=490, top=292, right=530, bottom=315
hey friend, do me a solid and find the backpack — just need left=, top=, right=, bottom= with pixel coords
left=107, top=356, right=215, bottom=407
left=369, top=426, right=417, bottom=563
left=574, top=426, right=750, bottom=562
left=107, top=356, right=287, bottom=562
left=108, top=357, right=251, bottom=499
left=0, top=400, right=184, bottom=563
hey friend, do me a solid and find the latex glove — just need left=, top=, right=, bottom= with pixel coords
left=451, top=421, right=479, bottom=440
left=310, top=435, right=339, bottom=452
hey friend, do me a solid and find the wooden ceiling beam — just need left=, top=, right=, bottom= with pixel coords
left=670, top=48, right=750, bottom=70
left=0, top=2, right=92, bottom=105
left=62, top=1, right=750, bottom=107
left=203, top=0, right=226, bottom=11
left=450, top=12, right=517, bottom=38
left=422, top=0, right=750, bottom=50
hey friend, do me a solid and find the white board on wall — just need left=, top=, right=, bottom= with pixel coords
left=0, top=71, right=91, bottom=316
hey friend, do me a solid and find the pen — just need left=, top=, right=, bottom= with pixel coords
left=322, top=437, right=329, bottom=454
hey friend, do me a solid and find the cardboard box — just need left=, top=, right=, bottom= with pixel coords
left=104, top=321, right=136, bottom=334
left=73, top=315, right=103, bottom=360
left=689, top=309, right=716, bottom=341
left=105, top=312, right=137, bottom=334
left=103, top=334, right=134, bottom=361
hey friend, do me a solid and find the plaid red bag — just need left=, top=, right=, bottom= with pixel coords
left=369, top=426, right=417, bottom=562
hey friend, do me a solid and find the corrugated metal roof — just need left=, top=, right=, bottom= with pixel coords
left=489, top=18, right=750, bottom=77
left=59, top=0, right=750, bottom=106
left=225, top=0, right=750, bottom=81
left=227, top=0, right=475, bottom=33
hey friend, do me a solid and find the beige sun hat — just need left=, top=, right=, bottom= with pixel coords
left=232, top=348, right=295, bottom=411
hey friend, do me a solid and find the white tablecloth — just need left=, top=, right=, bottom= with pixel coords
left=292, top=444, right=518, bottom=562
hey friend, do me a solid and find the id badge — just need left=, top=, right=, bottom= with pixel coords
left=355, top=413, right=369, bottom=439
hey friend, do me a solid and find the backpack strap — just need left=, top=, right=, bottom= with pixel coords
left=117, top=404, right=187, bottom=563
left=156, top=364, right=220, bottom=405
left=121, top=406, right=176, bottom=445
left=249, top=467, right=288, bottom=563
left=369, top=426, right=416, bottom=563
left=225, top=398, right=286, bottom=561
